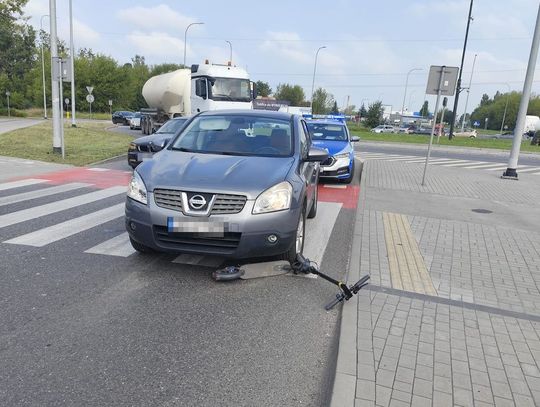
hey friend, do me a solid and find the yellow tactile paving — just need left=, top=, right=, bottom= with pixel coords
left=383, top=212, right=437, bottom=296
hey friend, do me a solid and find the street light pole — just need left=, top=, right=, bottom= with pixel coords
left=5, top=91, right=10, bottom=117
left=310, top=46, right=326, bottom=113
left=500, top=83, right=511, bottom=135
left=40, top=14, right=49, bottom=119
left=460, top=53, right=477, bottom=132
left=49, top=0, right=62, bottom=154
left=449, top=0, right=474, bottom=139
left=183, top=22, right=204, bottom=67
left=226, top=40, right=232, bottom=64
left=400, top=68, right=422, bottom=126
left=69, top=0, right=76, bottom=127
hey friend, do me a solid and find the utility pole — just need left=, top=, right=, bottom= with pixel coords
left=449, top=0, right=474, bottom=140
left=503, top=3, right=540, bottom=179
left=40, top=14, right=49, bottom=119
left=460, top=53, right=477, bottom=132
left=400, top=68, right=422, bottom=126
left=69, top=0, right=76, bottom=127
left=310, top=46, right=327, bottom=113
left=49, top=0, right=62, bottom=154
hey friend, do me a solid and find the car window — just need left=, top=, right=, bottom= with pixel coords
left=170, top=115, right=293, bottom=157
left=157, top=118, right=188, bottom=134
left=306, top=123, right=347, bottom=141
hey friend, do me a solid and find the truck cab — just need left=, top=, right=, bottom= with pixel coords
left=191, top=61, right=254, bottom=114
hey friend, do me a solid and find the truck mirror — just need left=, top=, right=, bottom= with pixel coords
left=196, top=79, right=207, bottom=100
left=251, top=81, right=257, bottom=100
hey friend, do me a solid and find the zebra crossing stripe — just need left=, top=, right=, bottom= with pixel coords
left=0, top=186, right=126, bottom=229
left=85, top=232, right=136, bottom=257
left=432, top=160, right=470, bottom=165
left=4, top=203, right=125, bottom=247
left=486, top=165, right=533, bottom=171
left=442, top=161, right=488, bottom=167
left=516, top=167, right=540, bottom=173
left=0, top=182, right=90, bottom=207
left=0, top=178, right=48, bottom=191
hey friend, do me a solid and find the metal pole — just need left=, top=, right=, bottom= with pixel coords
left=310, top=46, right=327, bottom=113
left=6, top=93, right=10, bottom=117
left=58, top=58, right=65, bottom=159
left=500, top=83, right=511, bottom=135
left=40, top=15, right=49, bottom=119
left=400, top=68, right=422, bottom=125
left=422, top=66, right=446, bottom=186
left=503, top=4, right=540, bottom=179
left=183, top=22, right=204, bottom=67
left=226, top=40, right=232, bottom=64
left=461, top=53, right=477, bottom=132
left=437, top=106, right=445, bottom=144
left=49, top=0, right=62, bottom=154
left=449, top=0, right=474, bottom=139
left=69, top=0, right=76, bottom=127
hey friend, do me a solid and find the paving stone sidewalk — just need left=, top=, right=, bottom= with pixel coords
left=331, top=159, right=540, bottom=407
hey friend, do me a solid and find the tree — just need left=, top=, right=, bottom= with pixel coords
left=365, top=101, right=384, bottom=128
left=311, top=87, right=334, bottom=114
left=331, top=101, right=338, bottom=113
left=419, top=101, right=429, bottom=117
left=358, top=103, right=367, bottom=118
left=255, top=80, right=272, bottom=97
left=480, top=93, right=491, bottom=107
left=274, top=83, right=305, bottom=106
left=343, top=104, right=356, bottom=115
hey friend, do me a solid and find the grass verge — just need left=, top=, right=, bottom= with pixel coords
left=0, top=121, right=133, bottom=166
left=350, top=128, right=540, bottom=153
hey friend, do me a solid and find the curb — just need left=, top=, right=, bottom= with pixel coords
left=329, top=159, right=366, bottom=407
left=88, top=153, right=128, bottom=167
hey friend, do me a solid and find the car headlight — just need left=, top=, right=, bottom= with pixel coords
left=128, top=142, right=138, bottom=152
left=127, top=171, right=148, bottom=205
left=253, top=181, right=292, bottom=214
left=335, top=152, right=350, bottom=159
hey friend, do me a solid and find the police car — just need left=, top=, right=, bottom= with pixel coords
left=305, top=115, right=359, bottom=183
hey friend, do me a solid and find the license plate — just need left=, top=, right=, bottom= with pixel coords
left=137, top=152, right=153, bottom=161
left=167, top=217, right=226, bottom=234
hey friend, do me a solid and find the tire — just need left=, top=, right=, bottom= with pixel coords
left=307, top=180, right=318, bottom=219
left=280, top=205, right=306, bottom=264
left=129, top=236, right=153, bottom=253
left=340, top=161, right=355, bottom=184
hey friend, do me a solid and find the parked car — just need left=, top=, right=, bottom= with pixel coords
left=112, top=111, right=134, bottom=125
left=125, top=110, right=328, bottom=262
left=371, top=125, right=395, bottom=133
left=306, top=118, right=359, bottom=183
left=128, top=117, right=191, bottom=168
left=129, top=112, right=142, bottom=130
left=398, top=124, right=417, bottom=134
left=453, top=129, right=477, bottom=138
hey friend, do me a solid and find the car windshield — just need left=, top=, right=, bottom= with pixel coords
left=210, top=78, right=252, bottom=102
left=307, top=123, right=348, bottom=141
left=157, top=118, right=189, bottom=134
left=170, top=114, right=292, bottom=157
left=133, top=112, right=141, bottom=118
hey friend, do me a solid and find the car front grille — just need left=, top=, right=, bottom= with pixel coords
left=153, top=189, right=246, bottom=214
left=153, top=225, right=241, bottom=253
left=321, top=156, right=336, bottom=167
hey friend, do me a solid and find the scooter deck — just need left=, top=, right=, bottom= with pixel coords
left=239, top=260, right=291, bottom=279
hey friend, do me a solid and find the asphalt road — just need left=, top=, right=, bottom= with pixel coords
left=357, top=140, right=540, bottom=166
left=0, top=118, right=43, bottom=134
left=0, top=160, right=361, bottom=406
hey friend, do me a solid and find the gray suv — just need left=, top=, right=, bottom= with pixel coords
left=125, top=110, right=328, bottom=262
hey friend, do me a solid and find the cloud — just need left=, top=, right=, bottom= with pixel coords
left=126, top=31, right=185, bottom=60
left=117, top=4, right=195, bottom=32
left=260, top=31, right=313, bottom=65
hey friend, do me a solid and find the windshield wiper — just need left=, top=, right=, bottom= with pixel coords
left=171, top=147, right=194, bottom=152
left=212, top=93, right=233, bottom=101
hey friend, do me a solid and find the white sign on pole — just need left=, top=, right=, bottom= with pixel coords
left=86, top=86, right=94, bottom=94
left=425, top=66, right=459, bottom=96
left=86, top=94, right=95, bottom=103
left=65, top=98, right=70, bottom=105
left=108, top=99, right=113, bottom=106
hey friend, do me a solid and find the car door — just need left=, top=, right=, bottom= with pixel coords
left=300, top=119, right=317, bottom=207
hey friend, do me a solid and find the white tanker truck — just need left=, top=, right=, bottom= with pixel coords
left=140, top=61, right=255, bottom=134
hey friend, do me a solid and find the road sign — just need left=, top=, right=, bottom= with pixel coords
left=86, top=86, right=94, bottom=94
left=108, top=99, right=113, bottom=106
left=5, top=91, right=10, bottom=96
left=86, top=94, right=95, bottom=103
left=52, top=57, right=72, bottom=81
left=473, top=121, right=480, bottom=127
left=425, top=66, right=459, bottom=96
left=65, top=98, right=70, bottom=105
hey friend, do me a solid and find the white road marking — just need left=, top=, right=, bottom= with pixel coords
left=85, top=232, right=136, bottom=257
left=5, top=204, right=125, bottom=246
left=303, top=201, right=342, bottom=267
left=0, top=186, right=126, bottom=228
left=0, top=178, right=48, bottom=191
left=485, top=165, right=533, bottom=171
left=0, top=183, right=90, bottom=206
left=460, top=162, right=507, bottom=169
left=442, top=161, right=488, bottom=167
left=324, top=184, right=347, bottom=189
left=518, top=167, right=540, bottom=173
left=87, top=168, right=110, bottom=172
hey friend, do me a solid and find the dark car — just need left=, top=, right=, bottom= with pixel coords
left=112, top=111, right=134, bottom=125
left=127, top=117, right=191, bottom=169
left=125, top=110, right=328, bottom=262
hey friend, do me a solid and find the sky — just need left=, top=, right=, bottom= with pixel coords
left=22, top=0, right=540, bottom=115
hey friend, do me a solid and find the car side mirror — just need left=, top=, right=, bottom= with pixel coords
left=351, top=136, right=360, bottom=142
left=306, top=147, right=329, bottom=162
left=159, top=139, right=170, bottom=150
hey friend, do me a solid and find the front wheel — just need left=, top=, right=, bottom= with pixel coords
left=340, top=161, right=355, bottom=184
left=281, top=206, right=306, bottom=264
left=307, top=181, right=318, bottom=219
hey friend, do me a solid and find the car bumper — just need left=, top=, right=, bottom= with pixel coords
left=320, top=156, right=353, bottom=179
left=125, top=195, right=300, bottom=259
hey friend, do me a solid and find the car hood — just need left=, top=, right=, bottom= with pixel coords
left=134, top=134, right=172, bottom=147
left=311, top=140, right=351, bottom=156
left=138, top=151, right=295, bottom=199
